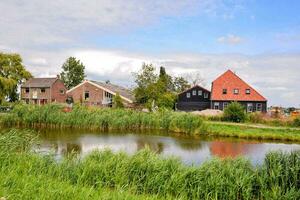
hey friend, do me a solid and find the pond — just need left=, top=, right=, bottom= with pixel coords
left=35, top=129, right=300, bottom=165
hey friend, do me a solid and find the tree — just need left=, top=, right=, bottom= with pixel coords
left=133, top=63, right=158, bottom=104
left=173, top=76, right=190, bottom=92
left=157, top=66, right=174, bottom=93
left=0, top=52, right=32, bottom=103
left=60, top=57, right=86, bottom=89
left=133, top=63, right=178, bottom=110
left=185, top=72, right=206, bottom=86
left=223, top=102, right=247, bottom=123
left=113, top=93, right=124, bottom=108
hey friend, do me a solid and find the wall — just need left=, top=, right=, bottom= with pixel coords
left=51, top=79, right=67, bottom=103
left=67, top=82, right=104, bottom=106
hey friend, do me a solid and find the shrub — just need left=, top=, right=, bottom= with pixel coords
left=248, top=112, right=265, bottom=123
left=223, top=102, right=247, bottom=123
left=112, top=93, right=124, bottom=108
left=293, top=117, right=300, bottom=127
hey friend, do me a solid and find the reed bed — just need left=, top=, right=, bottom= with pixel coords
left=0, top=104, right=207, bottom=135
left=1, top=129, right=299, bottom=200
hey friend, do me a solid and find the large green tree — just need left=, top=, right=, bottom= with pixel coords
left=173, top=76, right=190, bottom=93
left=60, top=57, right=86, bottom=89
left=133, top=64, right=187, bottom=110
left=133, top=63, right=158, bottom=104
left=0, top=52, right=32, bottom=103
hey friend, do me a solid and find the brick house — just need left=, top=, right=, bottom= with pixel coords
left=66, top=80, right=135, bottom=107
left=21, top=78, right=67, bottom=104
left=211, top=70, right=267, bottom=112
left=176, top=85, right=211, bottom=111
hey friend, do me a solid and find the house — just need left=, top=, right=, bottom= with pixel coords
left=211, top=70, right=267, bottom=112
left=21, top=78, right=67, bottom=104
left=176, top=85, right=211, bottom=111
left=66, top=80, right=135, bottom=107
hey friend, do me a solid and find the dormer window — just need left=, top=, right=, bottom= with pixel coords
left=233, top=89, right=239, bottom=95
left=245, top=89, right=251, bottom=95
left=222, top=89, right=227, bottom=94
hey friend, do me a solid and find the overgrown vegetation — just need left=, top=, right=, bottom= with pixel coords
left=0, top=104, right=206, bottom=135
left=223, top=102, right=247, bottom=122
left=1, top=129, right=299, bottom=200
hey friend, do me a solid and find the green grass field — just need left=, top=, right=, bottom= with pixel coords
left=1, top=129, right=299, bottom=200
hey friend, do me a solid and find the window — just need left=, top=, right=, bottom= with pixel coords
left=247, top=103, right=253, bottom=112
left=41, top=88, right=45, bottom=93
left=25, top=88, right=29, bottom=93
left=223, top=102, right=229, bottom=110
left=186, top=92, right=191, bottom=98
left=214, top=102, right=220, bottom=110
left=84, top=91, right=89, bottom=100
left=222, top=89, right=227, bottom=94
left=192, top=90, right=196, bottom=96
left=198, top=90, right=202, bottom=96
left=60, top=89, right=65, bottom=94
left=256, top=103, right=262, bottom=112
left=246, top=89, right=251, bottom=95
left=204, top=92, right=208, bottom=98
left=233, top=89, right=239, bottom=95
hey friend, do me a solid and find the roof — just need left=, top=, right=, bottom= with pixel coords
left=178, top=85, right=210, bottom=95
left=211, top=70, right=267, bottom=101
left=21, top=78, right=58, bottom=88
left=67, top=80, right=135, bottom=103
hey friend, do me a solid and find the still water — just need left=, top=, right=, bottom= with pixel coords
left=37, top=129, right=300, bottom=165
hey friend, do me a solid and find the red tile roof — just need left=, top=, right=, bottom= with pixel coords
left=211, top=70, right=267, bottom=101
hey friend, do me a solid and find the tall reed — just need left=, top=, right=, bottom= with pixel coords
left=0, top=104, right=207, bottom=135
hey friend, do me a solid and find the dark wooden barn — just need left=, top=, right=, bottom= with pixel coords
left=176, top=85, right=211, bottom=111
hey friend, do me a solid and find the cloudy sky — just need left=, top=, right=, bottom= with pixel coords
left=1, top=0, right=300, bottom=107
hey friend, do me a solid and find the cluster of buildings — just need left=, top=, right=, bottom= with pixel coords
left=20, top=69, right=267, bottom=113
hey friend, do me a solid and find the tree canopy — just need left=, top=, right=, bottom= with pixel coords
left=133, top=63, right=190, bottom=110
left=0, top=52, right=32, bottom=103
left=60, top=57, right=86, bottom=89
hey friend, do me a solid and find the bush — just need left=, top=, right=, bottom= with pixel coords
left=293, top=117, right=300, bottom=127
left=223, top=102, right=247, bottom=123
left=248, top=112, right=265, bottom=123
left=113, top=93, right=124, bottom=108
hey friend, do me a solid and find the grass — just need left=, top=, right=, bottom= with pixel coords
left=0, top=104, right=206, bottom=135
left=207, top=122, right=300, bottom=141
left=1, top=104, right=300, bottom=141
left=1, top=129, right=300, bottom=200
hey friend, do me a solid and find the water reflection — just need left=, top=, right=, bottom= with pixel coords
left=36, top=129, right=300, bottom=165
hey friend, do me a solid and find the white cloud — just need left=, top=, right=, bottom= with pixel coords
left=217, top=34, right=243, bottom=45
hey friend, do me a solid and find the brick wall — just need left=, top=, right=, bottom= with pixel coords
left=51, top=79, right=67, bottom=103
left=67, top=82, right=104, bottom=105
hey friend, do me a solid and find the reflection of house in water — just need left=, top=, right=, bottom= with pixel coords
left=175, top=139, right=204, bottom=151
left=136, top=138, right=164, bottom=154
left=210, top=141, right=253, bottom=158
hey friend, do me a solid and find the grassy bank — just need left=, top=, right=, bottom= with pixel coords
left=0, top=104, right=206, bottom=135
left=1, top=104, right=300, bottom=141
left=207, top=122, right=300, bottom=141
left=1, top=129, right=299, bottom=200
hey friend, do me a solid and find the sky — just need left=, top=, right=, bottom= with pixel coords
left=0, top=0, right=300, bottom=107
